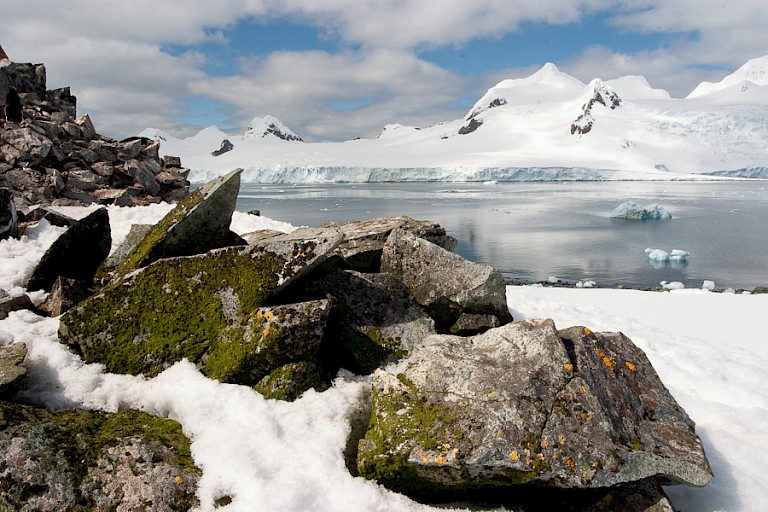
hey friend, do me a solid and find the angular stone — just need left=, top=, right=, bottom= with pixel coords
left=104, top=223, right=154, bottom=268
left=0, top=343, right=27, bottom=395
left=26, top=207, right=111, bottom=291
left=205, top=299, right=332, bottom=386
left=0, top=187, right=19, bottom=240
left=321, top=216, right=457, bottom=271
left=112, top=169, right=242, bottom=276
left=358, top=320, right=711, bottom=496
left=0, top=294, right=34, bottom=320
left=74, top=113, right=96, bottom=140
left=312, top=269, right=435, bottom=374
left=0, top=404, right=199, bottom=511
left=38, top=276, right=92, bottom=316
left=381, top=229, right=512, bottom=330
left=1, top=126, right=53, bottom=160
left=66, top=169, right=104, bottom=191
left=124, top=160, right=160, bottom=196
left=254, top=361, right=325, bottom=401
left=60, top=231, right=342, bottom=378
left=240, top=229, right=284, bottom=245
left=449, top=313, right=500, bottom=335
left=162, top=155, right=182, bottom=168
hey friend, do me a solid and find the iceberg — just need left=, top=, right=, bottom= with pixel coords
left=611, top=201, right=672, bottom=220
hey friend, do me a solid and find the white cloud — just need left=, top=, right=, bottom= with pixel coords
left=1, top=1, right=766, bottom=140
left=192, top=48, right=468, bottom=140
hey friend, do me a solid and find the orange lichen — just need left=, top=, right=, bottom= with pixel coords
left=625, top=361, right=637, bottom=372
left=564, top=363, right=574, bottom=372
left=584, top=327, right=593, bottom=337
left=541, top=440, right=550, bottom=448
left=579, top=386, right=586, bottom=394
left=603, top=357, right=615, bottom=371
left=566, top=459, right=576, bottom=468
left=174, top=476, right=183, bottom=485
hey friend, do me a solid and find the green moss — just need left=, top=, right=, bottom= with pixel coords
left=113, top=188, right=204, bottom=276
left=630, top=438, right=645, bottom=451
left=61, top=247, right=286, bottom=377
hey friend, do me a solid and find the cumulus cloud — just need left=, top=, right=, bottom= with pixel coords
left=0, top=0, right=766, bottom=140
left=192, top=48, right=468, bottom=140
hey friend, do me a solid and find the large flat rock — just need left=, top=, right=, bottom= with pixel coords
left=358, top=320, right=711, bottom=496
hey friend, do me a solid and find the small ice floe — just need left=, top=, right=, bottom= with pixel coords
left=576, top=280, right=596, bottom=288
left=611, top=201, right=672, bottom=220
left=661, top=281, right=685, bottom=290
left=702, top=280, right=716, bottom=291
left=645, top=248, right=689, bottom=261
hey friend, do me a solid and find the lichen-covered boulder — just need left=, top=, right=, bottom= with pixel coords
left=358, top=320, right=711, bottom=498
left=312, top=269, right=435, bottom=374
left=0, top=343, right=27, bottom=396
left=380, top=229, right=512, bottom=330
left=0, top=404, right=199, bottom=511
left=60, top=231, right=341, bottom=379
left=26, top=207, right=111, bottom=291
left=204, top=299, right=332, bottom=386
left=112, top=168, right=242, bottom=277
left=321, top=216, right=457, bottom=272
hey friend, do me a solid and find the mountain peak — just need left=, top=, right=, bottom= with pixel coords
left=688, top=54, right=768, bottom=98
left=244, top=115, right=303, bottom=142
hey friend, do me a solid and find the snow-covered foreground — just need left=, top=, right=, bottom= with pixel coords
left=1, top=204, right=766, bottom=511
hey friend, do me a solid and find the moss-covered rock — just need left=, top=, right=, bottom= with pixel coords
left=110, top=168, right=242, bottom=278
left=0, top=403, right=199, bottom=511
left=358, top=321, right=711, bottom=498
left=254, top=361, right=325, bottom=401
left=60, top=232, right=341, bottom=380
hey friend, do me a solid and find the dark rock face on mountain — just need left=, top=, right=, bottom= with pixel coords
left=0, top=51, right=190, bottom=211
left=571, top=80, right=622, bottom=136
left=211, top=138, right=234, bottom=156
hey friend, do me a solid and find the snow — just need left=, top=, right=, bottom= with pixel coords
left=141, top=57, right=768, bottom=184
left=2, top=203, right=768, bottom=511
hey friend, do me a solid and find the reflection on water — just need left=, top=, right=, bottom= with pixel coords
left=236, top=181, right=768, bottom=290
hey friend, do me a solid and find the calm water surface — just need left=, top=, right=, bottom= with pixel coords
left=235, top=181, right=768, bottom=290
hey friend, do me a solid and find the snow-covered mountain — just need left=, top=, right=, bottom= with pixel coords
left=143, top=58, right=768, bottom=183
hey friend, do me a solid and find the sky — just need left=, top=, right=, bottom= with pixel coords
left=1, top=1, right=766, bottom=142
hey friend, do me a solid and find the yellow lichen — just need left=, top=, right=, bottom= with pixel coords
left=174, top=476, right=183, bottom=485
left=541, top=440, right=550, bottom=448
left=625, top=361, right=637, bottom=372
left=263, top=311, right=275, bottom=321
left=509, top=451, right=520, bottom=461
left=563, top=363, right=574, bottom=372
left=584, top=327, right=593, bottom=336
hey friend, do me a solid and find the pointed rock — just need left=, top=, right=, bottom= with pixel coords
left=26, top=207, right=111, bottom=291
left=112, top=168, right=242, bottom=277
left=0, top=187, right=19, bottom=240
left=0, top=343, right=27, bottom=395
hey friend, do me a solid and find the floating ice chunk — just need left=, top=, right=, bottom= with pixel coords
left=661, top=281, right=685, bottom=290
left=576, top=280, right=596, bottom=288
left=611, top=201, right=672, bottom=220
left=702, top=280, right=716, bottom=290
left=645, top=247, right=689, bottom=262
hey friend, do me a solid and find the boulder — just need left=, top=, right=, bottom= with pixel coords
left=26, top=207, right=111, bottom=291
left=38, top=276, right=93, bottom=316
left=0, top=404, right=199, bottom=511
left=449, top=313, right=500, bottom=335
left=358, top=320, right=711, bottom=498
left=320, top=216, right=457, bottom=271
left=381, top=229, right=512, bottom=330
left=0, top=187, right=19, bottom=240
left=59, top=231, right=342, bottom=378
left=312, top=269, right=435, bottom=374
left=111, top=168, right=242, bottom=277
left=0, top=293, right=35, bottom=320
left=0, top=343, right=27, bottom=395
left=103, top=223, right=153, bottom=268
left=254, top=361, right=325, bottom=401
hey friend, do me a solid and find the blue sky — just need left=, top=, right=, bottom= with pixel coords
left=2, top=1, right=766, bottom=141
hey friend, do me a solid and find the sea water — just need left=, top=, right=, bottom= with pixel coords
left=235, top=181, right=768, bottom=290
